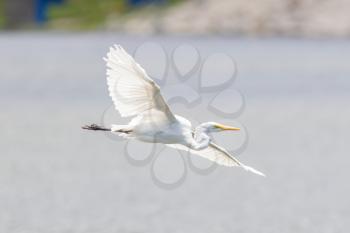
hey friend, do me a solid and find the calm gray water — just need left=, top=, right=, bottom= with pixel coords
left=1, top=33, right=349, bottom=233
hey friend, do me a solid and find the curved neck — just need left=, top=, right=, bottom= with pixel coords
left=190, top=124, right=211, bottom=150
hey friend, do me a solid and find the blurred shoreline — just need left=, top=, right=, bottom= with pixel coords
left=3, top=0, right=350, bottom=38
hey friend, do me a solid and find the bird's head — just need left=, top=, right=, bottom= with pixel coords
left=201, top=122, right=240, bottom=133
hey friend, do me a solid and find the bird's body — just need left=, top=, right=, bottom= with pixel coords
left=83, top=45, right=265, bottom=176
left=125, top=112, right=192, bottom=145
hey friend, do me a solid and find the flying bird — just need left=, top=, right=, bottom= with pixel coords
left=83, top=45, right=265, bottom=176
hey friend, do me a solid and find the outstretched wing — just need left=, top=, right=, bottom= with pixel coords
left=166, top=142, right=265, bottom=176
left=105, top=45, right=176, bottom=121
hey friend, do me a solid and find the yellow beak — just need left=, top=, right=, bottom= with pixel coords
left=215, top=123, right=240, bottom=131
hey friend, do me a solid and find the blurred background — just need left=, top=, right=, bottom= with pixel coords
left=1, top=0, right=349, bottom=233
left=1, top=0, right=350, bottom=36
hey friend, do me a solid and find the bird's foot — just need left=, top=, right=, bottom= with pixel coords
left=82, top=124, right=110, bottom=131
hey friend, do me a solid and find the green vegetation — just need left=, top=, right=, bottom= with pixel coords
left=48, top=0, right=183, bottom=30
left=48, top=0, right=126, bottom=29
left=0, top=0, right=4, bottom=28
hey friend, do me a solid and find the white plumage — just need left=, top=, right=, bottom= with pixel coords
left=83, top=44, right=265, bottom=177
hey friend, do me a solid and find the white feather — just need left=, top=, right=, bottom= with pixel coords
left=166, top=143, right=265, bottom=176
left=105, top=44, right=175, bottom=122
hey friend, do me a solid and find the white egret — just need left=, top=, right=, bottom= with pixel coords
left=83, top=45, right=265, bottom=176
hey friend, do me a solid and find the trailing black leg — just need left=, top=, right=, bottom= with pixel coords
left=82, top=124, right=111, bottom=131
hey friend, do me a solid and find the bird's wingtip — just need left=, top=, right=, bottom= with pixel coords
left=242, top=165, right=266, bottom=177
left=113, top=44, right=123, bottom=50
